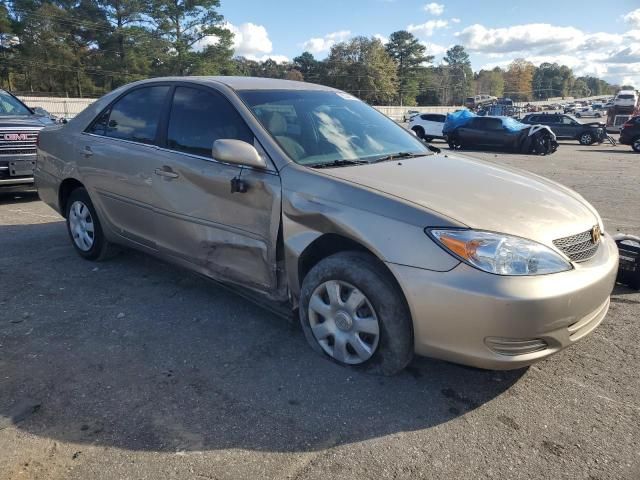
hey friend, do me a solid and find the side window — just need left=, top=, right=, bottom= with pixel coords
left=479, top=118, right=503, bottom=130
left=104, top=86, right=169, bottom=144
left=167, top=87, right=254, bottom=157
left=435, top=114, right=446, bottom=123
left=561, top=116, right=575, bottom=125
left=87, top=108, right=110, bottom=135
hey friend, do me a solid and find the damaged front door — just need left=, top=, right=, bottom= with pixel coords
left=152, top=85, right=282, bottom=292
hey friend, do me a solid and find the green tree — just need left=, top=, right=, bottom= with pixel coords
left=475, top=68, right=504, bottom=97
left=323, top=36, right=397, bottom=105
left=150, top=0, right=229, bottom=75
left=385, top=30, right=431, bottom=106
left=293, top=51, right=319, bottom=81
left=443, top=45, right=472, bottom=104
left=504, top=58, right=535, bottom=101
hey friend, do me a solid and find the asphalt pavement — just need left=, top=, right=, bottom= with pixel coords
left=0, top=140, right=639, bottom=480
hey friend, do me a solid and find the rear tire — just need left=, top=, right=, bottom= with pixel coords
left=65, top=187, right=114, bottom=261
left=299, top=251, right=413, bottom=375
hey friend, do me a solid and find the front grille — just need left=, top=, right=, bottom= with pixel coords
left=0, top=148, right=36, bottom=156
left=0, top=131, right=39, bottom=157
left=553, top=229, right=600, bottom=262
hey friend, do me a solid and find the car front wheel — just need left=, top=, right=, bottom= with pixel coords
left=412, top=126, right=425, bottom=139
left=633, top=137, right=640, bottom=153
left=299, top=252, right=413, bottom=375
left=65, top=187, right=113, bottom=260
left=579, top=132, right=594, bottom=145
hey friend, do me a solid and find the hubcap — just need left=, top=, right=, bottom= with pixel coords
left=308, top=280, right=380, bottom=365
left=582, top=134, right=592, bottom=143
left=68, top=200, right=95, bottom=251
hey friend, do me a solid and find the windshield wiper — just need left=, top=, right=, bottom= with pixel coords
left=368, top=151, right=428, bottom=163
left=307, top=159, right=369, bottom=169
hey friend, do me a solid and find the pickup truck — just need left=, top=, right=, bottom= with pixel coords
left=0, top=89, right=54, bottom=192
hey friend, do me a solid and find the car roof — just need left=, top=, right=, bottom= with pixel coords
left=127, top=76, right=339, bottom=92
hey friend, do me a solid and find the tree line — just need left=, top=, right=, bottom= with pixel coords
left=0, top=0, right=630, bottom=104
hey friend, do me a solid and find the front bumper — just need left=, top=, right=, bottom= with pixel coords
left=387, top=234, right=619, bottom=370
left=0, top=176, right=35, bottom=193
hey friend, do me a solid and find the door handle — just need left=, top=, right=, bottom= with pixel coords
left=83, top=146, right=93, bottom=157
left=154, top=167, right=179, bottom=179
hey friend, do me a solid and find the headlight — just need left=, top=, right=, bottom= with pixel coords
left=427, top=229, right=572, bottom=276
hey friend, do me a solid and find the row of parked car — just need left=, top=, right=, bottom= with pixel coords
left=408, top=109, right=640, bottom=152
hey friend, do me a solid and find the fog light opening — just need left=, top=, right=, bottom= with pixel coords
left=484, top=337, right=548, bottom=356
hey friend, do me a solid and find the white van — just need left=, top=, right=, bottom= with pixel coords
left=613, top=90, right=638, bottom=107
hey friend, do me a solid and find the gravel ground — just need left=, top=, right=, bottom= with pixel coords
left=0, top=140, right=639, bottom=480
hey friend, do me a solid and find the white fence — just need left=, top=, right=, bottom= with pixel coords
left=17, top=94, right=609, bottom=121
left=374, top=106, right=461, bottom=122
left=18, top=96, right=96, bottom=118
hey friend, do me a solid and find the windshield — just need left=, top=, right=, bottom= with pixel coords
left=238, top=90, right=429, bottom=166
left=617, top=94, right=634, bottom=100
left=0, top=91, right=32, bottom=116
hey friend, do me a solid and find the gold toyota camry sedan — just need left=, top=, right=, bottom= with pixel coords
left=35, top=77, right=618, bottom=375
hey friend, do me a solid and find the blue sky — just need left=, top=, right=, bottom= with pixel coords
left=209, top=0, right=640, bottom=86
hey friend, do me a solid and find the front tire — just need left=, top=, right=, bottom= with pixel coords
left=299, top=252, right=413, bottom=375
left=579, top=132, right=594, bottom=145
left=412, top=126, right=425, bottom=139
left=65, top=187, right=113, bottom=261
left=632, top=137, right=640, bottom=153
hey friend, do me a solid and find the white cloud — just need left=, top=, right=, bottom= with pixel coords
left=226, top=22, right=272, bottom=56
left=373, top=33, right=389, bottom=44
left=623, top=8, right=640, bottom=28
left=301, top=30, right=351, bottom=54
left=423, top=2, right=444, bottom=16
left=194, top=22, right=289, bottom=63
left=456, top=23, right=585, bottom=54
left=421, top=42, right=448, bottom=57
left=462, top=21, right=640, bottom=87
left=407, top=20, right=448, bottom=38
left=451, top=18, right=461, bottom=24
left=626, top=30, right=640, bottom=41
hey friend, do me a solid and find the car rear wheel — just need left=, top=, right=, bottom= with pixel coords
left=411, top=126, right=425, bottom=139
left=65, top=187, right=113, bottom=261
left=299, top=251, right=413, bottom=375
left=579, top=132, right=595, bottom=145
left=576, top=113, right=582, bottom=118
left=633, top=137, right=640, bottom=153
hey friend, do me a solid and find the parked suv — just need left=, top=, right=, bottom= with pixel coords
left=619, top=115, right=640, bottom=152
left=36, top=77, right=617, bottom=374
left=521, top=113, right=605, bottom=145
left=0, top=89, right=53, bottom=192
left=409, top=113, right=446, bottom=141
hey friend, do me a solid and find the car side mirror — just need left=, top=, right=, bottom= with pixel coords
left=212, top=139, right=267, bottom=169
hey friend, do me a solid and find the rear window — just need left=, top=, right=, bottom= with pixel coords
left=618, top=94, right=635, bottom=100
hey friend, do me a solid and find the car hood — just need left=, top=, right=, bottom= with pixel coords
left=318, top=154, right=600, bottom=247
left=0, top=115, right=51, bottom=128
